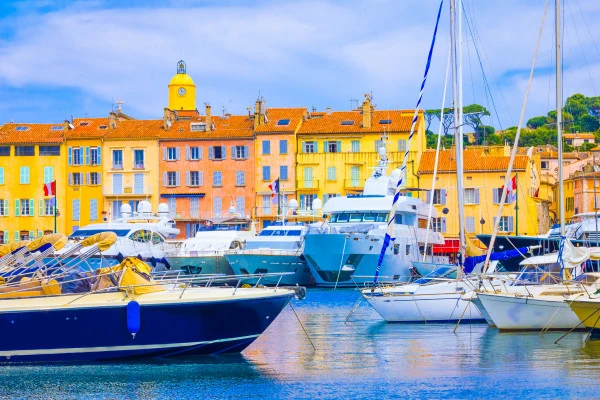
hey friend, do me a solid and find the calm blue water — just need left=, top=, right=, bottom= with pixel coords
left=1, top=289, right=600, bottom=399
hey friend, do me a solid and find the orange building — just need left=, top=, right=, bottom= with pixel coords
left=253, top=100, right=306, bottom=224
left=159, top=106, right=255, bottom=238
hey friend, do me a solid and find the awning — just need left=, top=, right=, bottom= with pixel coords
left=433, top=239, right=460, bottom=254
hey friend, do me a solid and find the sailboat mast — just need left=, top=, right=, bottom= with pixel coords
left=450, top=0, right=466, bottom=268
left=556, top=0, right=565, bottom=235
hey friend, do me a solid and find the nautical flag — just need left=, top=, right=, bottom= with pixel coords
left=43, top=180, right=56, bottom=197
left=502, top=175, right=517, bottom=203
left=268, top=178, right=280, bottom=205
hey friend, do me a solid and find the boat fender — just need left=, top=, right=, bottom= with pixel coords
left=127, top=301, right=141, bottom=339
left=161, top=257, right=172, bottom=270
left=116, top=252, right=124, bottom=263
left=136, top=254, right=143, bottom=261
left=150, top=256, right=157, bottom=268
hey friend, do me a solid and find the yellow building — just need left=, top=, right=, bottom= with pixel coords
left=0, top=123, right=67, bottom=241
left=168, top=60, right=196, bottom=112
left=102, top=119, right=162, bottom=220
left=63, top=118, right=109, bottom=233
left=252, top=99, right=306, bottom=224
left=417, top=148, right=544, bottom=242
left=295, top=95, right=426, bottom=211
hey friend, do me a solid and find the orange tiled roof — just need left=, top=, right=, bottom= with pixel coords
left=418, top=149, right=529, bottom=173
left=298, top=109, right=419, bottom=135
left=564, top=133, right=595, bottom=139
left=254, top=108, right=307, bottom=133
left=161, top=115, right=254, bottom=140
left=175, top=110, right=199, bottom=118
left=104, top=120, right=164, bottom=140
left=65, top=118, right=110, bottom=139
left=0, top=123, right=65, bottom=143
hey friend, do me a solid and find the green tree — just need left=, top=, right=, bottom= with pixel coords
left=526, top=115, right=547, bottom=129
left=462, top=104, right=490, bottom=145
left=579, top=142, right=597, bottom=152
left=580, top=115, right=600, bottom=132
left=565, top=93, right=588, bottom=120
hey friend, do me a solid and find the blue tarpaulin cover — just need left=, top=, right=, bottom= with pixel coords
left=464, top=247, right=529, bottom=274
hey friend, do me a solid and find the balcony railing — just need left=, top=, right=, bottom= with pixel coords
left=112, top=163, right=123, bottom=170
left=344, top=179, right=362, bottom=189
left=297, top=180, right=319, bottom=190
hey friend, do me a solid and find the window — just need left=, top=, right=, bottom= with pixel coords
left=427, top=189, right=446, bottom=205
left=20, top=167, right=30, bottom=184
left=493, top=188, right=514, bottom=204
left=236, top=196, right=245, bottom=216
left=188, top=171, right=202, bottom=186
left=90, top=199, right=98, bottom=221
left=133, top=174, right=144, bottom=194
left=379, top=119, right=392, bottom=124
left=39, top=146, right=60, bottom=156
left=566, top=197, right=575, bottom=211
left=262, top=140, right=271, bottom=155
left=0, top=200, right=6, bottom=216
left=190, top=197, right=200, bottom=218
left=280, top=166, right=288, bottom=180
left=398, top=139, right=407, bottom=152
left=113, top=174, right=123, bottom=194
left=188, top=146, right=202, bottom=160
left=167, top=172, right=179, bottom=187
left=304, top=167, right=314, bottom=188
left=303, top=141, right=316, bottom=153
left=236, top=171, right=245, bottom=186
left=0, top=147, right=9, bottom=156
left=262, top=195, right=271, bottom=215
left=168, top=198, right=176, bottom=218
left=166, top=147, right=179, bottom=161
left=431, top=217, right=446, bottom=233
left=42, top=199, right=54, bottom=216
left=112, top=149, right=123, bottom=169
left=213, top=197, right=222, bottom=217
left=15, top=126, right=29, bottom=131
left=566, top=139, right=573, bottom=145
left=213, top=171, right=222, bottom=187
left=350, top=166, right=360, bottom=186
left=18, top=199, right=33, bottom=216
left=90, top=147, right=100, bottom=165
left=89, top=172, right=101, bottom=185
left=43, top=166, right=54, bottom=184
left=300, top=194, right=317, bottom=211
left=464, top=188, right=479, bottom=204
left=341, top=120, right=354, bottom=126
left=232, top=146, right=248, bottom=160
left=277, top=119, right=290, bottom=126
left=15, top=146, right=34, bottom=156
left=327, top=167, right=337, bottom=181
left=496, top=216, right=514, bottom=232
left=72, top=200, right=80, bottom=221
left=541, top=161, right=549, bottom=170
left=70, top=147, right=82, bottom=165
left=466, top=216, right=475, bottom=233
left=209, top=146, right=226, bottom=160
left=324, top=193, right=340, bottom=203
left=374, top=140, right=384, bottom=151
left=351, top=140, right=360, bottom=152
left=70, top=173, right=83, bottom=186
left=263, top=166, right=271, bottom=181
left=190, top=123, right=206, bottom=132
left=279, top=140, right=288, bottom=154
left=134, top=149, right=144, bottom=169
left=326, top=141, right=340, bottom=153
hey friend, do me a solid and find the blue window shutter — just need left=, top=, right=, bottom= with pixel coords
left=97, top=146, right=101, bottom=164
left=175, top=147, right=180, bottom=160
left=302, top=142, right=306, bottom=153
left=68, top=147, right=72, bottom=165
left=324, top=141, right=329, bottom=153
left=475, top=188, right=480, bottom=204
left=426, top=190, right=431, bottom=203
left=221, top=146, right=226, bottom=159
left=85, top=146, right=90, bottom=165
left=4, top=200, right=8, bottom=216
left=440, top=189, right=447, bottom=205
left=337, top=141, right=341, bottom=151
left=231, top=146, right=235, bottom=159
left=186, top=171, right=190, bottom=186
left=0, top=167, right=4, bottom=185
left=493, top=189, right=498, bottom=204
left=243, top=146, right=248, bottom=159
left=209, top=146, right=214, bottom=160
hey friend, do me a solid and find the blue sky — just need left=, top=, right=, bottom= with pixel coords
left=0, top=0, right=598, bottom=131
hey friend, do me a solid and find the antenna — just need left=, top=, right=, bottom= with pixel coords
left=349, top=98, right=359, bottom=110
left=116, top=99, right=124, bottom=113
left=221, top=106, right=226, bottom=116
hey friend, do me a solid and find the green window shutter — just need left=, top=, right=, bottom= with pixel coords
left=29, top=230, right=34, bottom=239
left=3, top=231, right=7, bottom=244
left=3, top=200, right=7, bottom=216
left=39, top=199, right=44, bottom=216
left=15, top=199, right=20, bottom=216
left=337, top=141, right=341, bottom=151
left=14, top=231, right=19, bottom=243
left=30, top=199, right=34, bottom=216
left=0, top=167, right=4, bottom=184
left=324, top=141, right=328, bottom=153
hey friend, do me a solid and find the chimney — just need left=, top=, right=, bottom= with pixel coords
left=205, top=103, right=212, bottom=132
left=254, top=99, right=260, bottom=129
left=163, top=108, right=172, bottom=130
left=326, top=107, right=332, bottom=115
left=362, top=94, right=371, bottom=129
left=63, top=119, right=70, bottom=131
left=254, top=97, right=267, bottom=128
left=109, top=111, right=117, bottom=130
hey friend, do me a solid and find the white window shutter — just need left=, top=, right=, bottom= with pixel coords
left=199, top=147, right=203, bottom=160
left=441, top=217, right=447, bottom=233
left=493, top=189, right=498, bottom=204
left=231, top=146, right=235, bottom=159
left=475, top=188, right=480, bottom=204
left=509, top=216, right=514, bottom=232
left=221, top=146, right=226, bottom=159
left=68, top=173, right=72, bottom=185
left=199, top=171, right=204, bottom=186
left=209, top=146, right=213, bottom=160
left=185, top=146, right=190, bottom=160
left=86, top=173, right=90, bottom=185
left=163, top=147, right=167, bottom=160
left=441, top=189, right=447, bottom=205
left=175, top=147, right=180, bottom=160
left=186, top=171, right=190, bottom=186
left=176, top=171, right=180, bottom=186
left=426, top=190, right=431, bottom=203
left=162, top=172, right=167, bottom=187
left=244, top=146, right=248, bottom=158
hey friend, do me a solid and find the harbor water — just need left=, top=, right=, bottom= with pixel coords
left=2, top=288, right=600, bottom=399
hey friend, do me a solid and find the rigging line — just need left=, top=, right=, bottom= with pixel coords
left=461, top=3, right=504, bottom=132
left=424, top=44, right=452, bottom=261
left=573, top=0, right=600, bottom=60
left=482, top=0, right=550, bottom=274
left=373, top=0, right=444, bottom=283
left=566, top=1, right=598, bottom=95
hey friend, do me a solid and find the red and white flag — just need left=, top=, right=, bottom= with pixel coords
left=268, top=178, right=280, bottom=205
left=501, top=175, right=517, bottom=203
left=43, top=180, right=56, bottom=197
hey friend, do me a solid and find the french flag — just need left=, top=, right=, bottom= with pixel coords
left=268, top=178, right=279, bottom=205
left=43, top=180, right=56, bottom=197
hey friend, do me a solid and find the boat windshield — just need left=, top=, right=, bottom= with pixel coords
left=259, top=229, right=302, bottom=237
left=330, top=212, right=389, bottom=223
left=69, top=229, right=130, bottom=238
left=412, top=266, right=457, bottom=284
left=573, top=273, right=600, bottom=284
left=511, top=264, right=562, bottom=286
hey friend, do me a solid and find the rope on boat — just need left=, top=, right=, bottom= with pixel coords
left=288, top=301, right=316, bottom=351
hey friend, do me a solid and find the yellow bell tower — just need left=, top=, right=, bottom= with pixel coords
left=168, top=60, right=196, bottom=111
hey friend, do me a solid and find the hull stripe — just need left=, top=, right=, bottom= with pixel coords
left=0, top=334, right=260, bottom=357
